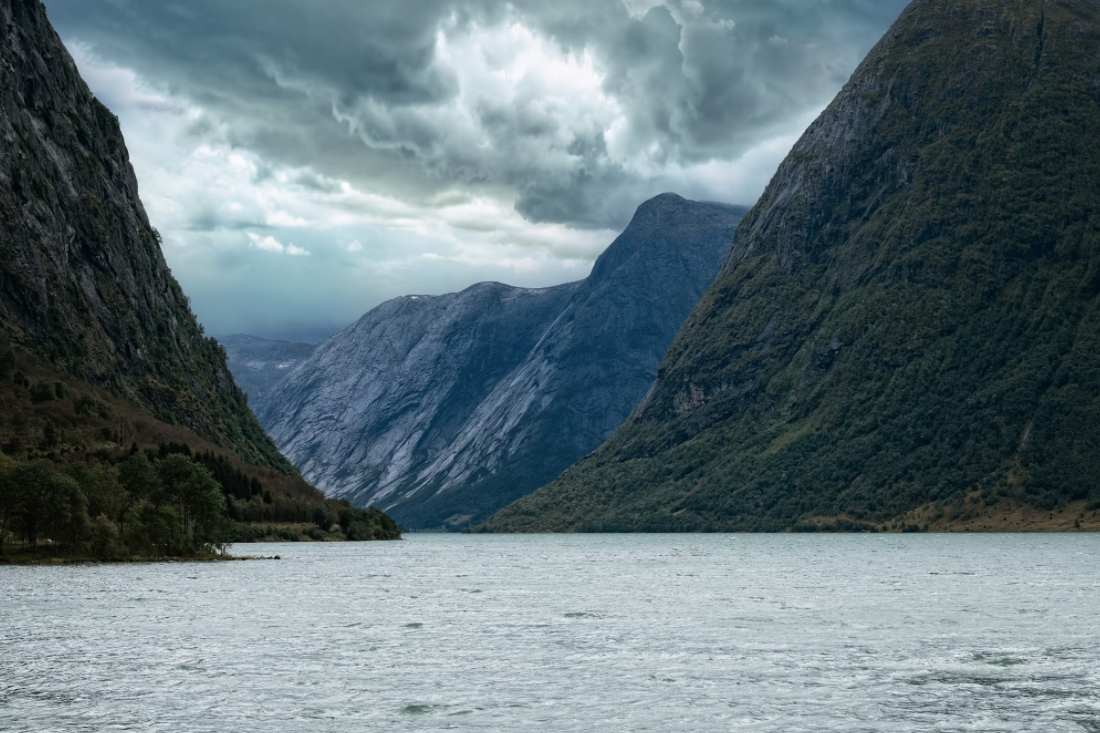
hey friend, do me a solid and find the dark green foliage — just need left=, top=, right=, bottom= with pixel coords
left=73, top=394, right=111, bottom=419
left=344, top=507, right=401, bottom=541
left=154, top=455, right=226, bottom=545
left=0, top=1, right=295, bottom=474
left=0, top=453, right=222, bottom=557
left=41, top=420, right=58, bottom=449
left=87, top=513, right=122, bottom=560
left=30, top=381, right=61, bottom=403
left=0, top=342, right=398, bottom=553
left=312, top=504, right=333, bottom=532
left=1, top=462, right=83, bottom=548
left=331, top=504, right=401, bottom=541
left=0, top=349, right=15, bottom=382
left=118, top=452, right=158, bottom=506
left=482, top=0, right=1100, bottom=534
left=0, top=447, right=401, bottom=558
left=158, top=442, right=263, bottom=502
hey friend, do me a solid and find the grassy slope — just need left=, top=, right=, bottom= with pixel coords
left=481, top=0, right=1100, bottom=533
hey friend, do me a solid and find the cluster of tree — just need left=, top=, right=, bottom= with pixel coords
left=0, top=452, right=227, bottom=558
left=156, top=442, right=270, bottom=503
left=0, top=448, right=401, bottom=559
left=312, top=503, right=400, bottom=542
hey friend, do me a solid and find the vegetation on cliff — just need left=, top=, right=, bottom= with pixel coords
left=0, top=0, right=292, bottom=472
left=481, top=0, right=1100, bottom=533
left=0, top=341, right=400, bottom=560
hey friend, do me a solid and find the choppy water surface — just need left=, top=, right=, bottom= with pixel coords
left=2, top=534, right=1099, bottom=732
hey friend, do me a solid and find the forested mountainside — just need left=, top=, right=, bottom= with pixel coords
left=482, top=0, right=1100, bottom=533
left=0, top=0, right=402, bottom=558
left=219, top=335, right=316, bottom=407
left=259, top=195, right=746, bottom=528
left=0, top=0, right=290, bottom=472
left=0, top=324, right=399, bottom=560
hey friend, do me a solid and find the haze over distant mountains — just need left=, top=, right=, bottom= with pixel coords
left=483, top=0, right=1100, bottom=533
left=219, top=335, right=316, bottom=408
left=242, top=195, right=746, bottom=527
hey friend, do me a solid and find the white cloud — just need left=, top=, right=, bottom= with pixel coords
left=248, top=234, right=288, bottom=253
left=52, top=0, right=909, bottom=337
left=245, top=233, right=310, bottom=256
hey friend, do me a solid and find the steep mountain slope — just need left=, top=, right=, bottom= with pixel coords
left=219, top=334, right=316, bottom=407
left=257, top=282, right=579, bottom=522
left=260, top=195, right=746, bottom=527
left=482, top=0, right=1100, bottom=532
left=0, top=0, right=291, bottom=472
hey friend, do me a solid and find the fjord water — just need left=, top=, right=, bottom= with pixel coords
left=2, top=535, right=1098, bottom=732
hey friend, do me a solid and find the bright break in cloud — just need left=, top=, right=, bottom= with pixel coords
left=42, top=0, right=909, bottom=341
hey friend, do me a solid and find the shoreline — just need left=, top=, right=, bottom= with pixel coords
left=0, top=553, right=281, bottom=566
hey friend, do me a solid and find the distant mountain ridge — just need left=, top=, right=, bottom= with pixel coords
left=0, top=0, right=292, bottom=473
left=218, top=335, right=316, bottom=407
left=258, top=195, right=747, bottom=527
left=482, top=0, right=1100, bottom=533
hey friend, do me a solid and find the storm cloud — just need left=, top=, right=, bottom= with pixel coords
left=42, top=0, right=910, bottom=337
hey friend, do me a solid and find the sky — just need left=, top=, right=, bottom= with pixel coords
left=42, top=0, right=910, bottom=343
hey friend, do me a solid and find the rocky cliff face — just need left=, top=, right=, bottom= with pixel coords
left=258, top=195, right=746, bottom=527
left=484, top=0, right=1100, bottom=532
left=219, top=334, right=316, bottom=407
left=0, top=0, right=292, bottom=472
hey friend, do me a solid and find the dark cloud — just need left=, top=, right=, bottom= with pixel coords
left=42, top=0, right=914, bottom=336
left=43, top=0, right=910, bottom=230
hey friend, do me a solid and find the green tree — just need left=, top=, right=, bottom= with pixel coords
left=338, top=507, right=354, bottom=534
left=124, top=503, right=185, bottom=557
left=312, top=504, right=333, bottom=532
left=49, top=474, right=88, bottom=548
left=155, top=454, right=226, bottom=548
left=10, top=464, right=81, bottom=548
left=65, top=463, right=125, bottom=523
left=117, top=452, right=157, bottom=532
left=87, top=514, right=122, bottom=560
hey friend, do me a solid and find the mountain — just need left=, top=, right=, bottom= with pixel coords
left=481, top=0, right=1100, bottom=533
left=0, top=0, right=401, bottom=555
left=258, top=195, right=747, bottom=527
left=218, top=335, right=316, bottom=407
left=0, top=0, right=291, bottom=473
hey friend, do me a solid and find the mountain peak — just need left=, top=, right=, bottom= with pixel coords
left=587, top=196, right=749, bottom=287
left=483, top=0, right=1100, bottom=532
left=251, top=196, right=746, bottom=527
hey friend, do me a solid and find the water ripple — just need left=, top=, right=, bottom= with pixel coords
left=2, top=534, right=1098, bottom=732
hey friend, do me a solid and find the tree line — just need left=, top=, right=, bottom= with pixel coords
left=0, top=447, right=400, bottom=559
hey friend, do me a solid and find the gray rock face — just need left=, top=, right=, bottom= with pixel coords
left=219, top=334, right=316, bottom=407
left=258, top=194, right=745, bottom=527
left=0, top=0, right=292, bottom=472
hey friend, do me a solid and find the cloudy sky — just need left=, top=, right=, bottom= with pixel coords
left=43, top=0, right=909, bottom=342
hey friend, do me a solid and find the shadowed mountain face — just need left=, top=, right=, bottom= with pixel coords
left=483, top=0, right=1100, bottom=533
left=0, top=0, right=292, bottom=472
left=219, top=335, right=316, bottom=407
left=257, top=195, right=746, bottom=527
